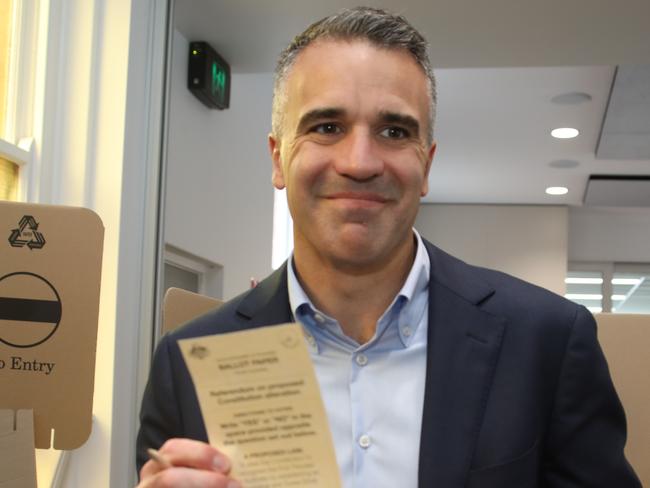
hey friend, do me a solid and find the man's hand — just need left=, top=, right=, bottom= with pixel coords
left=137, top=438, right=241, bottom=488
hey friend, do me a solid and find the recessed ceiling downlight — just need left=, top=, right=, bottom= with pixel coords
left=546, top=186, right=569, bottom=195
left=551, top=92, right=592, bottom=105
left=549, top=159, right=580, bottom=169
left=551, top=127, right=579, bottom=139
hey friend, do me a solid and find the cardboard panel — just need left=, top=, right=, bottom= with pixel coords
left=0, top=202, right=103, bottom=449
left=0, top=409, right=37, bottom=488
left=596, top=313, right=650, bottom=486
left=162, top=287, right=222, bottom=335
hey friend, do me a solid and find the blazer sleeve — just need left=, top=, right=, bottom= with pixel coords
left=135, top=334, right=183, bottom=474
left=543, top=306, right=641, bottom=486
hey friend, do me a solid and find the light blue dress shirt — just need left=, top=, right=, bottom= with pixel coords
left=287, top=230, right=430, bottom=488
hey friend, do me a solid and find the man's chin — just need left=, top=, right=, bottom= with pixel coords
left=326, top=236, right=392, bottom=272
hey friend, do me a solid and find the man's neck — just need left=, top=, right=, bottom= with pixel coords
left=293, top=235, right=417, bottom=344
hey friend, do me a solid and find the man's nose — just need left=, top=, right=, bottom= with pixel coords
left=334, top=128, right=384, bottom=181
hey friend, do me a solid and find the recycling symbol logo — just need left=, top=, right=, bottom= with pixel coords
left=8, top=215, right=46, bottom=250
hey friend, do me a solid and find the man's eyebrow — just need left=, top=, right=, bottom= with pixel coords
left=378, top=111, right=421, bottom=136
left=296, top=108, right=346, bottom=133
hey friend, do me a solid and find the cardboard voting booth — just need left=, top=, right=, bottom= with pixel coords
left=0, top=201, right=103, bottom=487
left=596, top=313, right=650, bottom=486
left=162, top=287, right=222, bottom=334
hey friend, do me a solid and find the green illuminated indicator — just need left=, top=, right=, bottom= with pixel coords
left=211, top=61, right=227, bottom=100
left=192, top=49, right=199, bottom=55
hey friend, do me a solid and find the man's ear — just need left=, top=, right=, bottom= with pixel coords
left=269, top=134, right=286, bottom=190
left=421, top=142, right=436, bottom=196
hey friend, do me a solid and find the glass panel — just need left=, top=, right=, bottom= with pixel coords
left=0, top=0, right=13, bottom=133
left=0, top=156, right=18, bottom=200
left=611, top=272, right=650, bottom=314
left=565, top=270, right=603, bottom=313
left=163, top=262, right=200, bottom=294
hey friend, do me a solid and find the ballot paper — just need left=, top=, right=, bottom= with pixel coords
left=178, top=323, right=342, bottom=488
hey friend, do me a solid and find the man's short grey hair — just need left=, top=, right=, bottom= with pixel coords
left=271, top=6, right=437, bottom=145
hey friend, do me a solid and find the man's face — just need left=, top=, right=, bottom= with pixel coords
left=269, top=39, right=435, bottom=271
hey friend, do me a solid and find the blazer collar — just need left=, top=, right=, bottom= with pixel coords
left=236, top=239, right=495, bottom=321
left=424, top=239, right=496, bottom=306
left=235, top=262, right=292, bottom=326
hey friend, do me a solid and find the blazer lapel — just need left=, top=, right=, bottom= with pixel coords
left=235, top=262, right=293, bottom=327
left=418, top=242, right=506, bottom=487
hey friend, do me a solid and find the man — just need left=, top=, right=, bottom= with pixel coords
left=137, top=7, right=640, bottom=487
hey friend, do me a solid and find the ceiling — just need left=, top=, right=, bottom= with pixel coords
left=174, top=0, right=650, bottom=205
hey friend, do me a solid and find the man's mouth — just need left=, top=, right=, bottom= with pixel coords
left=325, top=192, right=389, bottom=203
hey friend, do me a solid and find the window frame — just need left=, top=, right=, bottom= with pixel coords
left=1, top=0, right=39, bottom=201
left=164, top=245, right=212, bottom=295
left=568, top=261, right=650, bottom=314
left=272, top=187, right=294, bottom=269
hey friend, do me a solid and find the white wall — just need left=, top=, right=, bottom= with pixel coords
left=415, top=204, right=568, bottom=295
left=165, top=31, right=274, bottom=299
left=568, top=206, right=650, bottom=263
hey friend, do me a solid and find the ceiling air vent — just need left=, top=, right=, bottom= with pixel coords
left=584, top=175, right=650, bottom=207
left=596, top=65, right=650, bottom=160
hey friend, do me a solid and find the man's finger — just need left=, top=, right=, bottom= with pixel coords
left=138, top=467, right=241, bottom=488
left=140, top=458, right=165, bottom=480
left=158, top=438, right=231, bottom=473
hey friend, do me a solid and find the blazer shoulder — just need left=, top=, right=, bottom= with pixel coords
left=475, top=264, right=580, bottom=324
left=423, top=239, right=583, bottom=327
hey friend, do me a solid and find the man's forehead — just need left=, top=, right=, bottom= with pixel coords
left=288, top=37, right=415, bottom=72
left=283, top=40, right=429, bottom=119
left=285, top=40, right=424, bottom=95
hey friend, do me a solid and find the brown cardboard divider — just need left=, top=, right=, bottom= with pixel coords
left=0, top=409, right=37, bottom=488
left=596, top=313, right=650, bottom=486
left=162, top=287, right=222, bottom=335
left=0, top=201, right=104, bottom=450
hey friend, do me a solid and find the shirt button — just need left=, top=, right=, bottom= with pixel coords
left=358, top=434, right=371, bottom=449
left=314, top=313, right=325, bottom=325
left=305, top=334, right=316, bottom=347
left=355, top=354, right=368, bottom=366
left=402, top=325, right=412, bottom=337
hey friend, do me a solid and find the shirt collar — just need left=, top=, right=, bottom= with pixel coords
left=288, top=229, right=430, bottom=351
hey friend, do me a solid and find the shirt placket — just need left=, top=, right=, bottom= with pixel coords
left=349, top=344, right=372, bottom=483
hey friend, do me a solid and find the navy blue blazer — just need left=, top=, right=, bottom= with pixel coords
left=137, top=240, right=640, bottom=487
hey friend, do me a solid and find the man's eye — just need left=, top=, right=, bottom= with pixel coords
left=312, top=123, right=342, bottom=135
left=380, top=127, right=409, bottom=139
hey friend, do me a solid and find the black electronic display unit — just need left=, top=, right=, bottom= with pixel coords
left=188, top=41, right=231, bottom=109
